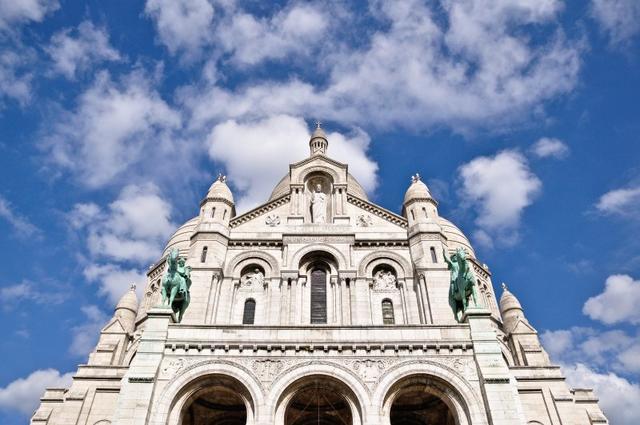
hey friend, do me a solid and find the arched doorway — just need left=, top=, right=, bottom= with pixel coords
left=282, top=376, right=357, bottom=425
left=385, top=376, right=461, bottom=425
left=179, top=376, right=251, bottom=425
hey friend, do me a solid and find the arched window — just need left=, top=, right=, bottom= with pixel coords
left=211, top=207, right=216, bottom=218
left=223, top=209, right=227, bottom=220
left=430, top=246, right=437, bottom=263
left=382, top=299, right=395, bottom=324
left=410, top=209, right=415, bottom=220
left=422, top=206, right=428, bottom=218
left=200, top=246, right=208, bottom=263
left=242, top=299, right=256, bottom=324
left=310, top=268, right=327, bottom=324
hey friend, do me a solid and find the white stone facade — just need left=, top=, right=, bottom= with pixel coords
left=32, top=128, right=608, bottom=425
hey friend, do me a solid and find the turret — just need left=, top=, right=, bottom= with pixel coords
left=499, top=283, right=551, bottom=366
left=402, top=174, right=439, bottom=230
left=114, top=284, right=138, bottom=333
left=309, top=121, right=328, bottom=156
left=499, top=283, right=527, bottom=332
left=200, top=173, right=235, bottom=228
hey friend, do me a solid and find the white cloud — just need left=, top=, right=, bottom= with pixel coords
left=46, top=21, right=121, bottom=79
left=78, top=183, right=176, bottom=264
left=69, top=305, right=109, bottom=356
left=0, top=281, right=66, bottom=307
left=145, top=0, right=214, bottom=56
left=0, top=0, right=58, bottom=30
left=83, top=263, right=146, bottom=305
left=596, top=186, right=640, bottom=217
left=218, top=4, right=328, bottom=67
left=207, top=114, right=377, bottom=211
left=67, top=202, right=101, bottom=229
left=0, top=368, right=72, bottom=416
left=530, top=137, right=569, bottom=159
left=180, top=0, right=581, bottom=133
left=541, top=326, right=640, bottom=374
left=562, top=363, right=640, bottom=425
left=458, top=150, right=541, bottom=247
left=583, top=274, right=640, bottom=325
left=42, top=71, right=182, bottom=188
left=0, top=48, right=33, bottom=105
left=591, top=0, right=640, bottom=46
left=0, top=194, right=39, bottom=237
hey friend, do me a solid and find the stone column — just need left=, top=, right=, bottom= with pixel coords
left=398, top=280, right=409, bottom=324
left=465, top=308, right=526, bottom=425
left=113, top=307, right=175, bottom=425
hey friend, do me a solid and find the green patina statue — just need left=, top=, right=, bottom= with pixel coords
left=443, top=248, right=479, bottom=322
left=161, top=248, right=192, bottom=322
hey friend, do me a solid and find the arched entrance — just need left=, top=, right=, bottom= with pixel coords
left=280, top=375, right=359, bottom=425
left=390, top=385, right=454, bottom=425
left=178, top=376, right=252, bottom=425
left=384, top=376, right=464, bottom=425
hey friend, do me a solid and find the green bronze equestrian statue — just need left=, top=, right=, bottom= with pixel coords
left=443, top=248, right=479, bottom=322
left=161, top=248, right=192, bottom=322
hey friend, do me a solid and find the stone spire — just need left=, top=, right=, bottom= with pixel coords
left=309, top=120, right=328, bottom=156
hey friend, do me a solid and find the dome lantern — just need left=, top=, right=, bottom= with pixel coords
left=309, top=120, right=328, bottom=156
left=402, top=173, right=439, bottom=224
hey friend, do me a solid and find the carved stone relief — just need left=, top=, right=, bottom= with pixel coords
left=356, top=214, right=373, bottom=227
left=265, top=214, right=280, bottom=227
left=372, top=269, right=398, bottom=291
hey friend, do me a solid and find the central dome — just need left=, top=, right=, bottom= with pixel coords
left=269, top=172, right=369, bottom=201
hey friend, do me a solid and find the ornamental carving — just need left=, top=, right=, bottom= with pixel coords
left=242, top=268, right=265, bottom=288
left=265, top=214, right=280, bottom=227
left=356, top=214, right=373, bottom=227
left=372, top=269, right=398, bottom=290
left=251, top=359, right=284, bottom=381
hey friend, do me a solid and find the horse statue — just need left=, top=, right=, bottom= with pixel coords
left=161, top=248, right=191, bottom=322
left=443, top=248, right=479, bottom=322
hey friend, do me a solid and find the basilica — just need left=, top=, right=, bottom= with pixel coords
left=32, top=126, right=608, bottom=424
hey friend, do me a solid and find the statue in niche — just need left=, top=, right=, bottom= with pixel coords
left=243, top=268, right=264, bottom=287
left=311, top=183, right=327, bottom=223
left=373, top=269, right=397, bottom=290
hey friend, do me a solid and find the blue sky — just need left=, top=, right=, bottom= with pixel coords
left=0, top=0, right=639, bottom=424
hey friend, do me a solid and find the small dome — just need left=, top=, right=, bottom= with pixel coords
left=403, top=175, right=432, bottom=204
left=162, top=216, right=198, bottom=257
left=437, top=217, right=476, bottom=258
left=311, top=125, right=327, bottom=140
left=499, top=284, right=523, bottom=315
left=206, top=174, right=234, bottom=203
left=115, top=285, right=138, bottom=314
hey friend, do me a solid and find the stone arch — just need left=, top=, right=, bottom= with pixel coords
left=295, top=165, right=341, bottom=186
left=148, top=361, right=265, bottom=425
left=224, top=250, right=280, bottom=278
left=268, top=362, right=369, bottom=425
left=358, top=251, right=412, bottom=280
left=372, top=361, right=487, bottom=425
left=290, top=244, right=349, bottom=271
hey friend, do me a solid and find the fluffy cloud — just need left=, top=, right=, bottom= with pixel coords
left=562, top=363, right=640, bottom=425
left=596, top=186, right=640, bottom=217
left=144, top=0, right=214, bottom=56
left=530, top=137, right=569, bottom=159
left=0, top=0, right=58, bottom=30
left=458, top=150, right=541, bottom=247
left=591, top=0, right=640, bottom=46
left=68, top=305, right=109, bottom=356
left=217, top=4, right=328, bottom=67
left=42, top=71, right=182, bottom=188
left=0, top=194, right=40, bottom=237
left=583, top=274, right=640, bottom=325
left=0, top=48, right=33, bottom=105
left=46, top=21, right=121, bottom=79
left=0, top=368, right=72, bottom=416
left=180, top=0, right=581, bottom=133
left=541, top=327, right=640, bottom=374
left=78, top=183, right=176, bottom=264
left=83, top=264, right=146, bottom=305
left=207, top=114, right=377, bottom=211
